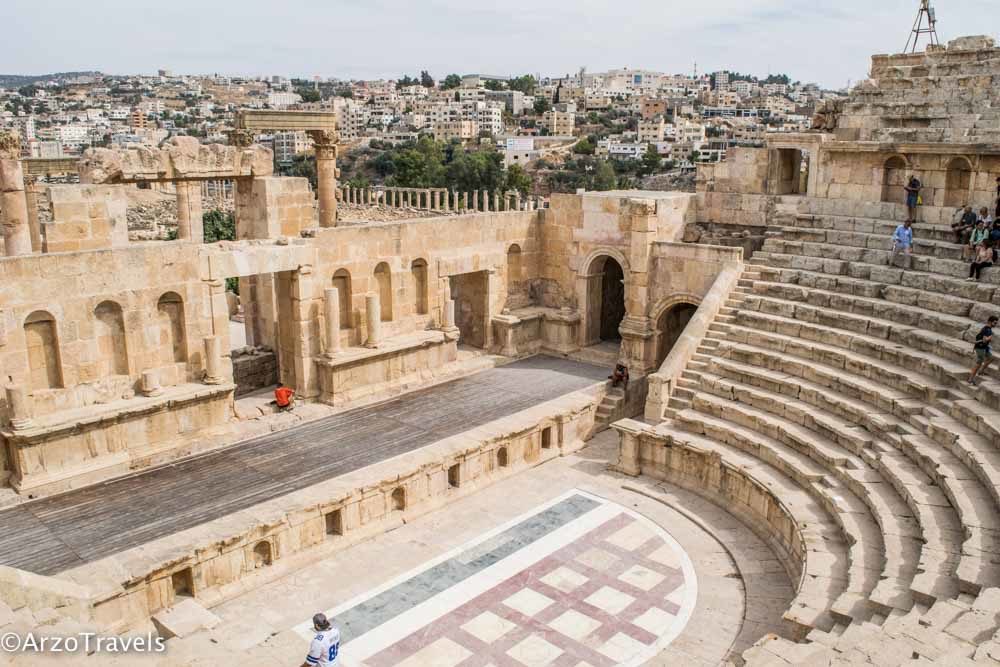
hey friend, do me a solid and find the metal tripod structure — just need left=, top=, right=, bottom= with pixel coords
left=904, top=0, right=940, bottom=53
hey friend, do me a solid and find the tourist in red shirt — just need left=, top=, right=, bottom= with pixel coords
left=274, top=384, right=295, bottom=411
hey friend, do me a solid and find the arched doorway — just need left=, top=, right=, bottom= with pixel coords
left=944, top=157, right=973, bottom=208
left=585, top=255, right=626, bottom=343
left=881, top=156, right=908, bottom=204
left=656, top=302, right=698, bottom=367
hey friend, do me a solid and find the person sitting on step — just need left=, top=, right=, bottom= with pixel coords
left=609, top=363, right=629, bottom=392
left=969, top=219, right=990, bottom=261
left=978, top=206, right=995, bottom=225
left=968, top=240, right=994, bottom=282
left=272, top=384, right=295, bottom=412
left=953, top=205, right=977, bottom=247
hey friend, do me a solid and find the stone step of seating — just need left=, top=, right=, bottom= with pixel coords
left=673, top=411, right=890, bottom=626
left=919, top=407, right=1000, bottom=510
left=741, top=587, right=1000, bottom=665
left=748, top=279, right=981, bottom=342
left=774, top=225, right=968, bottom=261
left=737, top=290, right=1000, bottom=399
left=661, top=421, right=861, bottom=632
left=787, top=211, right=961, bottom=244
left=761, top=237, right=991, bottom=282
left=777, top=213, right=962, bottom=249
left=730, top=300, right=975, bottom=399
left=753, top=262, right=999, bottom=319
left=704, top=352, right=970, bottom=600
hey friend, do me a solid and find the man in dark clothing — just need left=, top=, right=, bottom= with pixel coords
left=609, top=363, right=629, bottom=391
left=953, top=205, right=978, bottom=245
left=969, top=315, right=999, bottom=385
left=996, top=176, right=1000, bottom=219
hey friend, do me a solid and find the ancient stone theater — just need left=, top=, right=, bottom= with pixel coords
left=1, top=35, right=1000, bottom=666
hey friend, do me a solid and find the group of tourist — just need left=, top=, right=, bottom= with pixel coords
left=886, top=177, right=1000, bottom=386
left=889, top=176, right=1000, bottom=283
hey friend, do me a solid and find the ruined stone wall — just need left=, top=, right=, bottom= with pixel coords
left=839, top=36, right=1000, bottom=144
left=0, top=242, right=211, bottom=419
left=42, top=185, right=130, bottom=252
left=235, top=176, right=317, bottom=240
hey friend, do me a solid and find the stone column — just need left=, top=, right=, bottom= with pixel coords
left=443, top=298, right=456, bottom=329
left=203, top=335, right=224, bottom=385
left=324, top=287, right=341, bottom=358
left=444, top=190, right=451, bottom=212
left=432, top=191, right=439, bottom=211
left=5, top=385, right=33, bottom=430
left=0, top=132, right=31, bottom=257
left=24, top=176, right=41, bottom=252
left=365, top=293, right=382, bottom=348
left=616, top=425, right=642, bottom=476
left=175, top=181, right=204, bottom=243
left=141, top=369, right=163, bottom=397
left=308, top=129, right=340, bottom=227
left=463, top=192, right=469, bottom=210
left=493, top=192, right=500, bottom=212
left=514, top=192, right=522, bottom=211
left=482, top=190, right=489, bottom=212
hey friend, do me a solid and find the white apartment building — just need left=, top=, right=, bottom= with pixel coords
left=273, top=131, right=309, bottom=166
left=139, top=100, right=165, bottom=115
left=433, top=120, right=478, bottom=142
left=597, top=139, right=646, bottom=160
left=267, top=91, right=302, bottom=109
left=109, top=107, right=130, bottom=121
left=478, top=104, right=502, bottom=136
left=333, top=98, right=371, bottom=139
left=732, top=81, right=756, bottom=97
left=674, top=119, right=706, bottom=143
left=712, top=71, right=730, bottom=91
left=54, top=125, right=89, bottom=146
left=14, top=116, right=36, bottom=141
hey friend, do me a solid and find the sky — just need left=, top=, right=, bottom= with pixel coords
left=2, top=0, right=997, bottom=89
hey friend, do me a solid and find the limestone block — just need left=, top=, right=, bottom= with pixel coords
left=151, top=599, right=221, bottom=639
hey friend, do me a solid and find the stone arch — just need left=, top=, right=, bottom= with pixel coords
left=252, top=540, right=272, bottom=568
left=157, top=292, right=188, bottom=364
left=23, top=310, right=63, bottom=390
left=881, top=155, right=910, bottom=204
left=652, top=296, right=701, bottom=368
left=944, top=156, right=974, bottom=209
left=582, top=252, right=627, bottom=345
left=497, top=446, right=509, bottom=468
left=374, top=262, right=393, bottom=322
left=410, top=258, right=428, bottom=316
left=94, top=300, right=129, bottom=377
left=391, top=486, right=406, bottom=511
left=506, top=244, right=525, bottom=307
left=332, top=269, right=352, bottom=329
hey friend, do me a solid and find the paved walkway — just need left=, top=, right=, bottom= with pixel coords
left=0, top=356, right=607, bottom=576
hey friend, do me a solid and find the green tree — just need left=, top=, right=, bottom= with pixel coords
left=388, top=136, right=447, bottom=187
left=504, top=163, right=532, bottom=195
left=591, top=159, right=618, bottom=190
left=420, top=70, right=435, bottom=88
left=441, top=74, right=462, bottom=90
left=484, top=79, right=506, bottom=91
left=203, top=209, right=236, bottom=243
left=508, top=75, right=537, bottom=95
left=533, top=97, right=551, bottom=115
left=296, top=87, right=321, bottom=103
left=396, top=75, right=417, bottom=89
left=284, top=154, right=317, bottom=188
left=447, top=148, right=504, bottom=192
left=641, top=144, right=662, bottom=175
left=573, top=137, right=595, bottom=155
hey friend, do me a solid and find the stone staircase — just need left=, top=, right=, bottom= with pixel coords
left=651, top=209, right=1000, bottom=663
left=594, top=386, right=625, bottom=432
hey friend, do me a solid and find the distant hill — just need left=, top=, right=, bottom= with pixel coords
left=0, top=72, right=103, bottom=88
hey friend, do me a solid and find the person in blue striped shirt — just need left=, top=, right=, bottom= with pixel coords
left=889, top=219, right=914, bottom=270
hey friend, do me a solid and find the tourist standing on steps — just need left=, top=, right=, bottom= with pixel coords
left=889, top=219, right=914, bottom=269
left=904, top=175, right=922, bottom=223
left=970, top=316, right=999, bottom=386
left=968, top=241, right=994, bottom=282
left=302, top=613, right=341, bottom=667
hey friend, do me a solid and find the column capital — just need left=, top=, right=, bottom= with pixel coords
left=0, top=132, right=20, bottom=160
left=308, top=130, right=340, bottom=159
left=228, top=129, right=255, bottom=148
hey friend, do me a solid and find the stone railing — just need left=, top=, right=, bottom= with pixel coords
left=644, top=257, right=743, bottom=421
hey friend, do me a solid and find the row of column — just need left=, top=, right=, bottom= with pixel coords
left=0, top=132, right=31, bottom=257
left=340, top=186, right=544, bottom=213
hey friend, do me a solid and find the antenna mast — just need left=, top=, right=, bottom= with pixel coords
left=904, top=0, right=939, bottom=53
